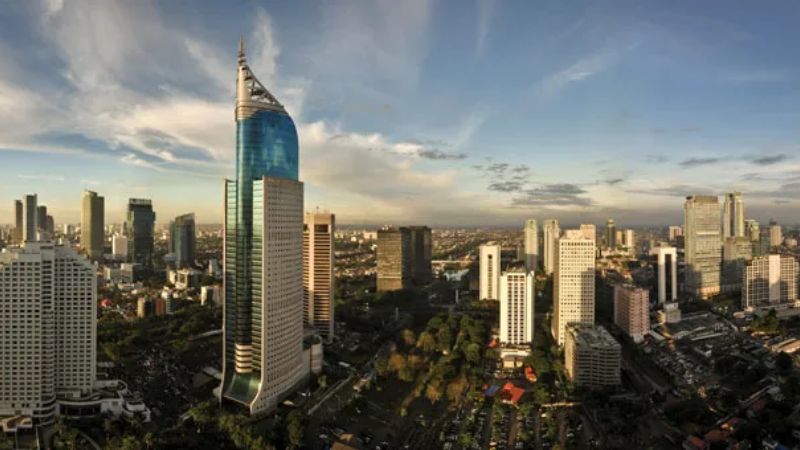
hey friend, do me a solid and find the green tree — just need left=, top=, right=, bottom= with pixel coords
left=401, top=329, right=416, bottom=347
left=286, top=410, right=304, bottom=449
left=436, top=326, right=452, bottom=352
left=417, top=331, right=437, bottom=353
left=464, top=342, right=481, bottom=364
left=317, top=374, right=328, bottom=389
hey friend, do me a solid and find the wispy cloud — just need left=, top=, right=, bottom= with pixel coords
left=679, top=157, right=720, bottom=168
left=749, top=153, right=790, bottom=166
left=18, top=174, right=65, bottom=182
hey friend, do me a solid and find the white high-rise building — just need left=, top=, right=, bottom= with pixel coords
left=622, top=229, right=635, bottom=251
left=743, top=254, right=798, bottom=310
left=303, top=211, right=335, bottom=341
left=551, top=227, right=596, bottom=346
left=722, top=192, right=745, bottom=239
left=543, top=219, right=560, bottom=275
left=770, top=224, right=783, bottom=247
left=499, top=267, right=534, bottom=346
left=523, top=219, right=538, bottom=272
left=0, top=242, right=96, bottom=424
left=651, top=246, right=678, bottom=304
left=684, top=195, right=721, bottom=299
left=112, top=233, right=128, bottom=260
left=479, top=243, right=501, bottom=300
left=668, top=225, right=683, bottom=241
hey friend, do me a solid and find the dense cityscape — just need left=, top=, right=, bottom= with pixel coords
left=3, top=2, right=800, bottom=450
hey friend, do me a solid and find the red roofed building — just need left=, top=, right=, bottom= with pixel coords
left=499, top=382, right=525, bottom=406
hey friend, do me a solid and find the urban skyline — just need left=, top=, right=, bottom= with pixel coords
left=2, top=2, right=800, bottom=226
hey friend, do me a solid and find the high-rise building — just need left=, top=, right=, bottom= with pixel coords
left=406, top=226, right=433, bottom=286
left=126, top=198, right=156, bottom=271
left=769, top=223, right=783, bottom=247
left=221, top=39, right=305, bottom=416
left=22, top=194, right=38, bottom=242
left=36, top=205, right=47, bottom=234
left=743, top=254, right=798, bottom=310
left=543, top=219, right=561, bottom=275
left=13, top=200, right=22, bottom=244
left=499, top=266, right=534, bottom=346
left=668, top=225, right=683, bottom=242
left=303, top=211, right=335, bottom=341
left=721, top=237, right=752, bottom=293
left=0, top=242, right=97, bottom=424
left=622, top=229, right=635, bottom=251
left=170, top=213, right=196, bottom=268
left=523, top=219, right=538, bottom=271
left=112, top=234, right=128, bottom=260
left=744, top=219, right=760, bottom=242
left=81, top=190, right=105, bottom=260
left=564, top=324, right=621, bottom=387
left=613, top=285, right=650, bottom=343
left=479, top=242, right=501, bottom=300
left=605, top=219, right=616, bottom=249
left=651, top=246, right=678, bottom=304
left=722, top=192, right=745, bottom=239
left=684, top=195, right=721, bottom=299
left=375, top=226, right=431, bottom=292
left=552, top=228, right=596, bottom=346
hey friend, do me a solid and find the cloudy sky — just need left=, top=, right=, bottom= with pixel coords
left=1, top=1, right=799, bottom=227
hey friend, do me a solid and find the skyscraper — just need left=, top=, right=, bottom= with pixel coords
left=552, top=227, right=596, bottom=346
left=22, top=194, right=38, bottom=242
left=13, top=199, right=22, bottom=244
left=303, top=211, right=335, bottom=341
left=112, top=233, right=128, bottom=260
left=769, top=223, right=783, bottom=247
left=499, top=266, right=534, bottom=346
left=36, top=205, right=47, bottom=234
left=126, top=198, right=156, bottom=271
left=0, top=242, right=97, bottom=425
left=523, top=219, right=538, bottom=271
left=684, top=195, right=721, bottom=299
left=406, top=226, right=433, bottom=286
left=479, top=242, right=501, bottom=300
left=668, top=225, right=683, bottom=241
left=651, top=246, right=678, bottom=304
left=744, top=219, right=760, bottom=242
left=543, top=219, right=560, bottom=275
left=721, top=236, right=752, bottom=293
left=605, top=219, right=616, bottom=249
left=722, top=192, right=745, bottom=239
left=613, top=285, right=650, bottom=343
left=221, top=39, right=305, bottom=416
left=743, top=255, right=798, bottom=310
left=377, top=227, right=410, bottom=292
left=81, top=190, right=105, bottom=260
left=170, top=213, right=196, bottom=268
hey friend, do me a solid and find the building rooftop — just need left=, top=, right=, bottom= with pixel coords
left=568, top=324, right=620, bottom=349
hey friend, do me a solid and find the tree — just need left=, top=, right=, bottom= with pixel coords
left=388, top=352, right=407, bottom=373
left=318, top=374, right=328, bottom=389
left=401, top=329, right=416, bottom=347
left=464, top=343, right=481, bottom=364
left=436, top=327, right=452, bottom=352
left=144, top=432, right=155, bottom=450
left=286, top=410, right=304, bottom=449
left=417, top=331, right=437, bottom=354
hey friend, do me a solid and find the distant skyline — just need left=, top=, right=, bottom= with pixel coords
left=2, top=1, right=800, bottom=226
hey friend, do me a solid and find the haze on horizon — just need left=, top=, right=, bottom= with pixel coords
left=1, top=1, right=799, bottom=227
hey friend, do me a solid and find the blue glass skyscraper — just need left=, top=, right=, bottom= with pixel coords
left=221, top=39, right=305, bottom=416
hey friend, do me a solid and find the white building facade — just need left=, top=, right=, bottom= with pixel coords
left=551, top=227, right=596, bottom=346
left=499, top=268, right=534, bottom=346
left=542, top=219, right=560, bottom=275
left=523, top=219, right=538, bottom=272
left=479, top=243, right=501, bottom=301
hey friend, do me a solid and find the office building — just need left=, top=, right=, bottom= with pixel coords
left=111, top=234, right=128, bottom=260
left=22, top=194, right=37, bottom=242
left=622, top=229, right=635, bottom=251
left=170, top=213, right=196, bottom=268
left=552, top=228, right=596, bottom=346
left=81, top=190, right=105, bottom=260
left=479, top=242, right=501, bottom=300
left=406, top=226, right=433, bottom=286
left=613, top=285, right=649, bottom=343
left=605, top=219, right=616, bottom=249
left=668, top=225, right=683, bottom=242
left=376, top=227, right=410, bottom=292
left=303, top=211, right=335, bottom=341
left=722, top=192, right=745, bottom=239
left=770, top=223, right=783, bottom=247
left=721, top=237, right=752, bottom=293
left=13, top=200, right=22, bottom=244
left=523, top=219, right=538, bottom=271
left=743, top=255, right=798, bottom=310
left=498, top=266, right=534, bottom=346
left=221, top=39, right=306, bottom=416
left=543, top=219, right=560, bottom=275
left=0, top=242, right=96, bottom=425
left=564, top=324, right=621, bottom=387
left=651, top=246, right=678, bottom=304
left=684, top=195, right=721, bottom=299
left=745, top=219, right=760, bottom=242
left=126, top=198, right=156, bottom=272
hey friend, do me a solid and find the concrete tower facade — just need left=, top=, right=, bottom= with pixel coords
left=479, top=243, right=501, bottom=300
left=684, top=195, right=721, bottom=299
left=303, top=211, right=335, bottom=341
left=81, top=190, right=105, bottom=260
left=552, top=228, right=596, bottom=346
left=543, top=219, right=560, bottom=275
left=499, top=267, right=534, bottom=346
left=523, top=219, right=538, bottom=272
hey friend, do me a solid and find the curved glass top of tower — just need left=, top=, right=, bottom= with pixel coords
left=236, top=109, right=298, bottom=181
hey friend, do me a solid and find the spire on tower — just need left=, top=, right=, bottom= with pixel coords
left=238, top=36, right=246, bottom=65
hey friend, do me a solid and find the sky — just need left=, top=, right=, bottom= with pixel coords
left=1, top=1, right=800, bottom=227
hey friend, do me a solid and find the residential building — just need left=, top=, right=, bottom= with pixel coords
left=564, top=324, right=621, bottom=387
left=551, top=228, right=596, bottom=346
left=622, top=229, right=635, bottom=251
left=722, top=192, right=745, bottom=239
left=111, top=233, right=128, bottom=260
left=721, top=237, right=752, bottom=293
left=220, top=39, right=306, bottom=417
left=303, top=211, right=335, bottom=341
left=81, top=190, right=104, bottom=260
left=743, top=255, right=798, bottom=310
left=613, top=285, right=650, bottom=343
left=543, top=219, right=560, bottom=275
left=170, top=213, right=196, bottom=268
left=499, top=266, right=534, bottom=346
left=770, top=223, right=783, bottom=247
left=684, top=195, right=721, bottom=299
left=523, top=219, right=538, bottom=271
left=651, top=246, right=678, bottom=304
left=479, top=242, right=501, bottom=300
left=126, top=198, right=156, bottom=272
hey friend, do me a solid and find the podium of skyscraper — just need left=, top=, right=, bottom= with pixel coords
left=220, top=39, right=305, bottom=416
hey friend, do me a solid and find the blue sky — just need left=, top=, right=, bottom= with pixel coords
left=1, top=1, right=799, bottom=226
